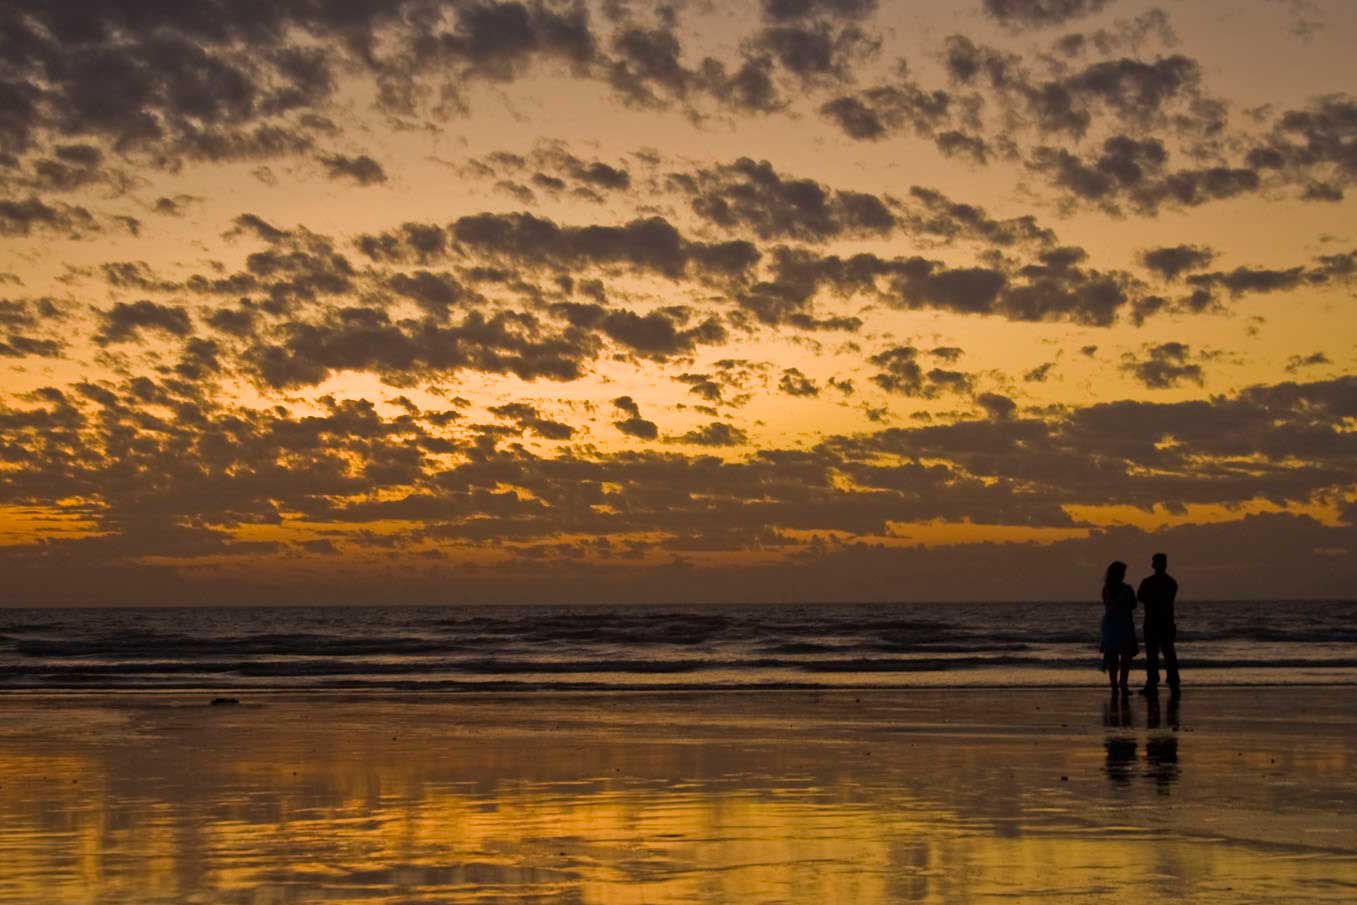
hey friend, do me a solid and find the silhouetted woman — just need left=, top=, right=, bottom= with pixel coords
left=1100, top=560, right=1138, bottom=695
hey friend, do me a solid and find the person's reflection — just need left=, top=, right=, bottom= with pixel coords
left=1102, top=697, right=1133, bottom=729
left=1104, top=737, right=1137, bottom=784
left=1145, top=736, right=1180, bottom=789
left=1144, top=689, right=1181, bottom=731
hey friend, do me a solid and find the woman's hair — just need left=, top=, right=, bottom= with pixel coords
left=1103, top=560, right=1127, bottom=587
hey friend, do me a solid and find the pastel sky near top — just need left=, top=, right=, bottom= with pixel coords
left=1, top=0, right=1355, bottom=604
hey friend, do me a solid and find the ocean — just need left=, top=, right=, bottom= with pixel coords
left=2, top=600, right=1355, bottom=692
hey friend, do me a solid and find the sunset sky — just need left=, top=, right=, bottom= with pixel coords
left=1, top=0, right=1354, bottom=604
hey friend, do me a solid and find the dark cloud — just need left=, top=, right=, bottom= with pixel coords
left=384, top=270, right=476, bottom=320
left=1246, top=95, right=1357, bottom=202
left=549, top=302, right=727, bottom=359
left=0, top=0, right=618, bottom=183
left=467, top=143, right=632, bottom=198
left=452, top=211, right=759, bottom=281
left=675, top=421, right=749, bottom=446
left=778, top=368, right=819, bottom=396
left=868, top=345, right=972, bottom=397
left=738, top=242, right=1133, bottom=328
left=1028, top=135, right=1261, bottom=215
left=242, top=307, right=592, bottom=389
left=319, top=153, right=388, bottom=186
left=0, top=297, right=65, bottom=358
left=0, top=196, right=98, bottom=237
left=355, top=222, right=449, bottom=264
left=934, top=130, right=991, bottom=164
left=675, top=372, right=724, bottom=403
left=1023, top=361, right=1055, bottom=382
left=612, top=395, right=659, bottom=439
left=746, top=19, right=880, bottom=85
left=904, top=186, right=1056, bottom=248
left=1, top=365, right=1355, bottom=601
left=1285, top=352, right=1330, bottom=373
left=975, top=392, right=1017, bottom=419
left=676, top=157, right=896, bottom=241
left=762, top=0, right=879, bottom=22
left=1121, top=342, right=1204, bottom=389
left=819, top=80, right=951, bottom=141
left=603, top=17, right=792, bottom=115
left=1140, top=244, right=1216, bottom=281
left=96, top=300, right=193, bottom=344
left=1025, top=55, right=1204, bottom=139
left=930, top=346, right=964, bottom=363
left=489, top=402, right=575, bottom=440
left=982, top=0, right=1117, bottom=30
left=26, top=143, right=117, bottom=193
left=153, top=194, right=202, bottom=217
left=1170, top=249, right=1356, bottom=312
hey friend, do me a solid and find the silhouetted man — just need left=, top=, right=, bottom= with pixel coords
left=1137, top=553, right=1180, bottom=696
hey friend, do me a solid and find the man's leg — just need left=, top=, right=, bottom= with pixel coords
left=1144, top=631, right=1161, bottom=688
left=1162, top=636, right=1180, bottom=690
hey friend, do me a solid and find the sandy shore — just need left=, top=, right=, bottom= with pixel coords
left=0, top=688, right=1353, bottom=903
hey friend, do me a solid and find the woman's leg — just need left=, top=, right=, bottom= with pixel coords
left=1109, top=654, right=1121, bottom=693
left=1119, top=653, right=1132, bottom=692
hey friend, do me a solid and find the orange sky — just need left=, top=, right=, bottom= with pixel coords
left=1, top=0, right=1355, bottom=603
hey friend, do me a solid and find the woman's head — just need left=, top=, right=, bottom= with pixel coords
left=1104, top=560, right=1127, bottom=586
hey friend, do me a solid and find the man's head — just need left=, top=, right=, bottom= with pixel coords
left=1152, top=552, right=1168, bottom=572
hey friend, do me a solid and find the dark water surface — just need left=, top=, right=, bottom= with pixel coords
left=2, top=601, right=1355, bottom=691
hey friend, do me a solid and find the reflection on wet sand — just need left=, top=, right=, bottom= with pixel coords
left=0, top=689, right=1354, bottom=904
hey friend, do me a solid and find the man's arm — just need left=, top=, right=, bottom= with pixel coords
left=1137, top=576, right=1151, bottom=604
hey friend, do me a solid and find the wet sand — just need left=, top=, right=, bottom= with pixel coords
left=0, top=688, right=1354, bottom=903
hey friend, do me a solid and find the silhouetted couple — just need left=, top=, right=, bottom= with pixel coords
left=1100, top=553, right=1180, bottom=698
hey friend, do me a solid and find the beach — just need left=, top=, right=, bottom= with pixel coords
left=0, top=687, right=1353, bottom=904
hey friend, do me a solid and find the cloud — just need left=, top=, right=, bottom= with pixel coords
left=761, top=0, right=880, bottom=22
left=153, top=194, right=202, bottom=217
left=675, top=421, right=749, bottom=446
left=1027, top=137, right=1260, bottom=215
left=746, top=18, right=880, bottom=85
left=355, top=222, right=449, bottom=264
left=451, top=212, right=759, bottom=281
left=868, top=345, right=974, bottom=397
left=241, top=308, right=592, bottom=389
left=819, top=80, right=951, bottom=141
left=612, top=395, right=658, bottom=439
left=1285, top=352, right=1330, bottom=373
left=675, top=157, right=896, bottom=241
left=384, top=270, right=477, bottom=320
left=778, top=367, right=820, bottom=396
left=1140, top=244, right=1216, bottom=281
left=319, top=153, right=388, bottom=186
left=904, top=186, right=1056, bottom=248
left=975, top=392, right=1017, bottom=419
left=466, top=143, right=632, bottom=200
left=982, top=0, right=1117, bottom=30
left=1121, top=342, right=1204, bottom=389
left=1246, top=95, right=1357, bottom=202
left=549, top=303, right=727, bottom=359
left=0, top=297, right=66, bottom=358
left=96, top=300, right=193, bottom=344
left=489, top=402, right=575, bottom=440
left=0, top=197, right=98, bottom=237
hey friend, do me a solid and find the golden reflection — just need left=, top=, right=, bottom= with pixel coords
left=0, top=691, right=1354, bottom=904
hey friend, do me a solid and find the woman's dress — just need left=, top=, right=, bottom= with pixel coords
left=1100, top=582, right=1139, bottom=672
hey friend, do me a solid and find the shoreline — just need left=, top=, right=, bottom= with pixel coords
left=5, top=677, right=1357, bottom=697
